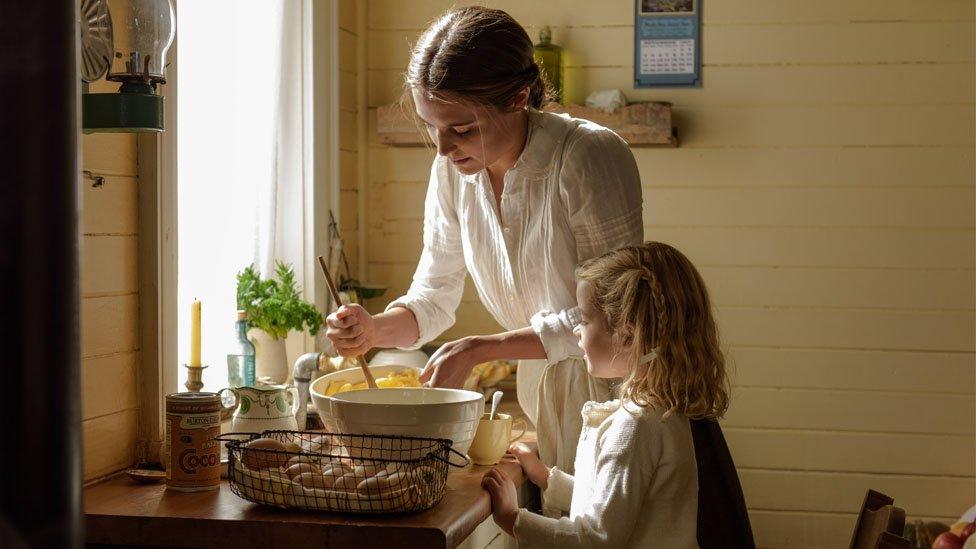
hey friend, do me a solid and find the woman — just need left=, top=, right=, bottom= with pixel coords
left=326, top=7, right=643, bottom=476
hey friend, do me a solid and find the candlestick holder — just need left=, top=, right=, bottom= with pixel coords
left=183, top=364, right=208, bottom=392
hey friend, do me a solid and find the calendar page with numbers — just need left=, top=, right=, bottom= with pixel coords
left=634, top=0, right=702, bottom=88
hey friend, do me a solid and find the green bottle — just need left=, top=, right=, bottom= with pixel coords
left=227, top=310, right=256, bottom=388
left=533, top=26, right=563, bottom=104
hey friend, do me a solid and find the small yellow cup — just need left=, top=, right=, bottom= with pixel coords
left=468, top=413, right=526, bottom=465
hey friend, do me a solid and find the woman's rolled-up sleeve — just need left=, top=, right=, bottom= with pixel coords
left=530, top=308, right=584, bottom=363
left=385, top=158, right=468, bottom=349
left=530, top=126, right=644, bottom=364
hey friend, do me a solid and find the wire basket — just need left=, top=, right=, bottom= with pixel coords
left=216, top=430, right=468, bottom=514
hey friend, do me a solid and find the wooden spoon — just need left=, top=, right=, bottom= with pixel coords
left=317, top=255, right=378, bottom=389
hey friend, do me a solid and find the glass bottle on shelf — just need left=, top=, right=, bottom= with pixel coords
left=533, top=26, right=563, bottom=104
left=227, top=310, right=256, bottom=388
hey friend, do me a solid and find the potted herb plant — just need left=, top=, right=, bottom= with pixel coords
left=236, top=262, right=323, bottom=383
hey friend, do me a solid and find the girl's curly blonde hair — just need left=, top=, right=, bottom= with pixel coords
left=577, top=242, right=729, bottom=420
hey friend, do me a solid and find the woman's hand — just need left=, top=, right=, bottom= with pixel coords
left=481, top=467, right=519, bottom=536
left=325, top=304, right=375, bottom=357
left=419, top=336, right=487, bottom=388
left=509, top=442, right=549, bottom=490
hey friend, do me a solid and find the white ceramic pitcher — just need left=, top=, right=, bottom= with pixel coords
left=219, top=385, right=299, bottom=433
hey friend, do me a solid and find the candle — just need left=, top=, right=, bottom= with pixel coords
left=189, top=299, right=201, bottom=366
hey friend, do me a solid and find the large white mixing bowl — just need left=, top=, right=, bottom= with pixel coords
left=311, top=382, right=484, bottom=457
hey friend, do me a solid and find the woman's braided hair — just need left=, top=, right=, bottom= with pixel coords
left=577, top=242, right=730, bottom=420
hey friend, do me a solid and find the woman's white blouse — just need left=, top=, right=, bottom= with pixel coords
left=386, top=109, right=643, bottom=359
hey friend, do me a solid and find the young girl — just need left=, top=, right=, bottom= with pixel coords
left=482, top=242, right=754, bottom=548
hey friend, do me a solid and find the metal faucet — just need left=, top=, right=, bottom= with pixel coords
left=292, top=352, right=321, bottom=430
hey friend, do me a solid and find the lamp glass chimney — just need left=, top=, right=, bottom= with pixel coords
left=106, top=0, right=175, bottom=85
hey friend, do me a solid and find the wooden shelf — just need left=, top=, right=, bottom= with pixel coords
left=376, top=102, right=677, bottom=147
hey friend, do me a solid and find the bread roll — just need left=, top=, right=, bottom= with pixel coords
left=357, top=472, right=404, bottom=496
left=333, top=472, right=359, bottom=492
left=284, top=462, right=321, bottom=480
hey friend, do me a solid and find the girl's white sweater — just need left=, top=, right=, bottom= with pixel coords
left=513, top=399, right=699, bottom=548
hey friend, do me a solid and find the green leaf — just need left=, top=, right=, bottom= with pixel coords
left=235, top=262, right=324, bottom=338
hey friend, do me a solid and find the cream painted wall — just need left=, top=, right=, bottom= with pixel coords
left=339, top=0, right=361, bottom=278
left=80, top=82, right=141, bottom=482
left=349, top=1, right=975, bottom=547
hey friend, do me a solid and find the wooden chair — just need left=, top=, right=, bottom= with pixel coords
left=849, top=490, right=910, bottom=549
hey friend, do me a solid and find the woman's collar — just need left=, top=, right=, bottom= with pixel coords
left=460, top=108, right=553, bottom=184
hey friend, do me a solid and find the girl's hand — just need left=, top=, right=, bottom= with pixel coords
left=481, top=467, right=519, bottom=536
left=420, top=336, right=486, bottom=388
left=509, top=442, right=549, bottom=490
left=325, top=304, right=375, bottom=357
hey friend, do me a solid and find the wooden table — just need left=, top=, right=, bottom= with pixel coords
left=85, top=460, right=525, bottom=548
left=86, top=397, right=536, bottom=548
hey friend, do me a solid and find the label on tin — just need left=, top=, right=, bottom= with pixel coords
left=166, top=409, right=221, bottom=489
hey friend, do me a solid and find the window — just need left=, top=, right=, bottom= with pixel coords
left=175, top=0, right=318, bottom=391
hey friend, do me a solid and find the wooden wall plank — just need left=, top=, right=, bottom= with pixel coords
left=669, top=105, right=974, bottom=147
left=368, top=181, right=426, bottom=220
left=81, top=236, right=139, bottom=297
left=633, top=147, right=976, bottom=188
left=646, top=187, right=975, bottom=228
left=705, top=0, right=976, bottom=24
left=649, top=226, right=975, bottom=270
left=339, top=69, right=358, bottom=112
left=702, top=266, right=975, bottom=311
left=81, top=295, right=140, bottom=358
left=367, top=0, right=975, bottom=30
left=339, top=228, right=359, bottom=279
left=368, top=22, right=975, bottom=70
left=82, top=352, right=139, bottom=420
left=725, top=427, right=976, bottom=477
left=716, top=306, right=974, bottom=352
left=748, top=510, right=861, bottom=549
left=339, top=0, right=357, bottom=32
left=81, top=176, right=139, bottom=235
left=340, top=109, right=358, bottom=152
left=340, top=150, right=358, bottom=190
left=724, top=387, right=975, bottom=435
left=749, top=510, right=961, bottom=549
left=339, top=189, right=359, bottom=231
left=82, top=409, right=139, bottom=482
left=728, top=347, right=976, bottom=394
left=339, top=28, right=357, bottom=73
left=704, top=22, right=975, bottom=66
left=81, top=134, right=137, bottom=176
left=739, top=469, right=974, bottom=517
left=368, top=0, right=631, bottom=30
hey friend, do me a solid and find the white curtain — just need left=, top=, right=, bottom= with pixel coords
left=255, top=0, right=304, bottom=279
left=177, top=0, right=300, bottom=390
left=254, top=0, right=310, bottom=372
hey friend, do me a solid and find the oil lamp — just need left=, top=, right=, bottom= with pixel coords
left=81, top=0, right=175, bottom=133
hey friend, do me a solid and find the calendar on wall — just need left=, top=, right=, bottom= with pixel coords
left=634, top=0, right=702, bottom=88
